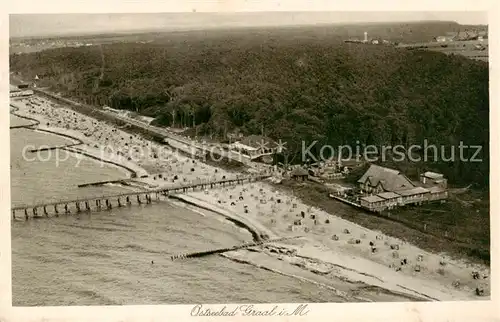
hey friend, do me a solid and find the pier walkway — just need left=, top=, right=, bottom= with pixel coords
left=11, top=174, right=271, bottom=220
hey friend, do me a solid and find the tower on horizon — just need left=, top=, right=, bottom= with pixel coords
left=364, top=31, right=368, bottom=42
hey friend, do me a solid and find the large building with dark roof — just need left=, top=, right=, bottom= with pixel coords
left=358, top=164, right=415, bottom=194
left=357, top=165, right=448, bottom=212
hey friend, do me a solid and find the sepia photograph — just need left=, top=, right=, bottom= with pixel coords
left=3, top=5, right=496, bottom=320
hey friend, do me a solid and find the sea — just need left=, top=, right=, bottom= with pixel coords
left=10, top=115, right=343, bottom=306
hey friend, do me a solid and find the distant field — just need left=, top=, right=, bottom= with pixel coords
left=426, top=48, right=487, bottom=62
left=9, top=33, right=162, bottom=54
left=397, top=40, right=488, bottom=62
left=10, top=21, right=485, bottom=54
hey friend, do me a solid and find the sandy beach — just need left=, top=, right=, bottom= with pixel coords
left=10, top=96, right=238, bottom=189
left=10, top=94, right=490, bottom=302
left=185, top=183, right=490, bottom=301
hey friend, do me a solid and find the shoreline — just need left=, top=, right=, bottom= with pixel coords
left=166, top=196, right=431, bottom=302
left=183, top=182, right=485, bottom=301
left=219, top=252, right=429, bottom=302
left=14, top=124, right=139, bottom=181
left=169, top=194, right=275, bottom=242
left=64, top=146, right=139, bottom=180
left=10, top=104, right=40, bottom=128
left=10, top=93, right=490, bottom=302
left=10, top=101, right=147, bottom=181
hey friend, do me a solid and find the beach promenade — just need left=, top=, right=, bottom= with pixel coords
left=33, top=87, right=253, bottom=166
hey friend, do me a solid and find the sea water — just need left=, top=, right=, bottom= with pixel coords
left=10, top=122, right=342, bottom=305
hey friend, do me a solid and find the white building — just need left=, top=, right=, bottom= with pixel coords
left=229, top=135, right=278, bottom=160
left=10, top=84, right=33, bottom=98
left=420, top=171, right=447, bottom=188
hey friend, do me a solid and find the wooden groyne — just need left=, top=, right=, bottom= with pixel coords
left=10, top=124, right=38, bottom=129
left=11, top=174, right=271, bottom=221
left=170, top=236, right=302, bottom=261
left=77, top=171, right=173, bottom=188
left=35, top=128, right=83, bottom=144
left=78, top=178, right=135, bottom=188
left=64, top=146, right=140, bottom=178
left=28, top=143, right=81, bottom=153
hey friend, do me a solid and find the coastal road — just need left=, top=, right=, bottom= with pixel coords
left=30, top=86, right=255, bottom=166
left=108, top=113, right=253, bottom=165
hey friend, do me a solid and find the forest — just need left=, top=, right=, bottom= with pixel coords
left=10, top=22, right=489, bottom=187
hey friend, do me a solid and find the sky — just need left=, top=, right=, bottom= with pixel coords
left=9, top=12, right=488, bottom=38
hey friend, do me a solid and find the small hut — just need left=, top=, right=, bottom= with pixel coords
left=290, top=167, right=308, bottom=181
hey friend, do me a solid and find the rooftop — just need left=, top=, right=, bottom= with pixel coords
left=428, top=186, right=447, bottom=194
left=377, top=192, right=401, bottom=200
left=230, top=142, right=258, bottom=152
left=239, top=135, right=277, bottom=149
left=358, top=164, right=415, bottom=192
left=361, top=195, right=384, bottom=203
left=422, top=171, right=444, bottom=179
left=341, top=158, right=365, bottom=167
left=290, top=167, right=309, bottom=177
left=397, top=187, right=430, bottom=196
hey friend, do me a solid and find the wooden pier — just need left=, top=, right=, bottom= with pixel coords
left=11, top=174, right=271, bottom=221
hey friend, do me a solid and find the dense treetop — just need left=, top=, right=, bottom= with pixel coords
left=10, top=23, right=489, bottom=186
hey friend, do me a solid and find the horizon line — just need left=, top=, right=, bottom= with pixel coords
left=9, top=19, right=488, bottom=40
